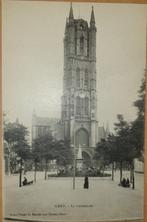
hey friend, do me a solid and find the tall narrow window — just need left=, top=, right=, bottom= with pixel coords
left=85, top=97, right=89, bottom=115
left=71, top=104, right=74, bottom=116
left=76, top=68, right=80, bottom=87
left=70, top=96, right=74, bottom=116
left=81, top=98, right=85, bottom=116
left=91, top=97, right=95, bottom=109
left=80, top=36, right=84, bottom=54
left=76, top=96, right=80, bottom=115
left=84, top=69, right=88, bottom=88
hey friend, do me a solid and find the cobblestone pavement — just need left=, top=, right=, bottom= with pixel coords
left=3, top=171, right=144, bottom=222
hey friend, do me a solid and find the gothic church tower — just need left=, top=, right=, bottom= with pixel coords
left=61, top=4, right=98, bottom=164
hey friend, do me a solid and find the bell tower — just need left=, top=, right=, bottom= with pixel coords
left=61, top=4, right=98, bottom=165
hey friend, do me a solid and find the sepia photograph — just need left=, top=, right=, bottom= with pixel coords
left=2, top=0, right=147, bottom=221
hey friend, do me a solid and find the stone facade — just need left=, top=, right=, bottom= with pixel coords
left=32, top=112, right=63, bottom=141
left=61, top=4, right=98, bottom=165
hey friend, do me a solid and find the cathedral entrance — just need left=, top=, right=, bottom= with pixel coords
left=75, top=128, right=89, bottom=147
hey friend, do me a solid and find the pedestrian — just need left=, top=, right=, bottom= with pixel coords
left=122, top=178, right=127, bottom=187
left=84, top=176, right=89, bottom=189
left=126, top=178, right=130, bottom=187
left=22, top=177, right=28, bottom=186
left=22, top=177, right=33, bottom=186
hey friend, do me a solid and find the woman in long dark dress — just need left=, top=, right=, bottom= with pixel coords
left=84, top=176, right=89, bottom=189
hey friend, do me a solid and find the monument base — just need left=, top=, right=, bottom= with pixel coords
left=76, top=159, right=83, bottom=171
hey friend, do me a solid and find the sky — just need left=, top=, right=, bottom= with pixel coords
left=2, top=0, right=147, bottom=136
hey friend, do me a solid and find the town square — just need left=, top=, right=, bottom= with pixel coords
left=4, top=171, right=143, bottom=221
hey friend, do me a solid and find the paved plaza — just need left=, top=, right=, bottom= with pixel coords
left=3, top=171, right=144, bottom=221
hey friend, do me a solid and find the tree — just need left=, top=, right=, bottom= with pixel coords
left=4, top=121, right=30, bottom=174
left=94, top=134, right=121, bottom=180
left=113, top=114, right=134, bottom=183
left=31, top=145, right=42, bottom=182
left=95, top=115, right=134, bottom=182
left=55, top=139, right=73, bottom=168
left=105, top=134, right=118, bottom=180
left=33, top=134, right=55, bottom=180
left=128, top=77, right=145, bottom=188
left=4, top=122, right=29, bottom=145
left=33, top=135, right=73, bottom=179
left=94, top=77, right=145, bottom=187
left=134, top=77, right=145, bottom=117
left=94, top=139, right=110, bottom=172
left=130, top=77, right=145, bottom=157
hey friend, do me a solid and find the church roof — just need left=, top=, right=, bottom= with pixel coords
left=32, top=115, right=60, bottom=129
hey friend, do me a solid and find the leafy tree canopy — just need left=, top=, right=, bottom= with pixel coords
left=4, top=121, right=30, bottom=160
left=134, top=77, right=145, bottom=117
left=131, top=77, right=145, bottom=154
left=33, top=136, right=73, bottom=167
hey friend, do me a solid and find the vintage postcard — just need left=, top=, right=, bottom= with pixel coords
left=2, top=0, right=147, bottom=221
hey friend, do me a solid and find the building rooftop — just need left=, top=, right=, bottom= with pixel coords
left=32, top=115, right=60, bottom=129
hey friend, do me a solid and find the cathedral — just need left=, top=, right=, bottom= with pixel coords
left=61, top=4, right=98, bottom=167
left=32, top=4, right=108, bottom=168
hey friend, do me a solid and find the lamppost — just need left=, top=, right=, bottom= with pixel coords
left=17, top=157, right=23, bottom=187
left=132, top=159, right=135, bottom=190
left=71, top=144, right=76, bottom=190
left=73, top=146, right=76, bottom=190
left=32, top=163, right=36, bottom=183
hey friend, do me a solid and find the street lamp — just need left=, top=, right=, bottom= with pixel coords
left=17, top=157, right=23, bottom=187
left=132, top=159, right=135, bottom=190
left=71, top=144, right=76, bottom=190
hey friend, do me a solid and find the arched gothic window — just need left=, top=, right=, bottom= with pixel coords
left=76, top=68, right=80, bottom=87
left=84, top=69, right=89, bottom=88
left=76, top=96, right=81, bottom=115
left=75, top=128, right=89, bottom=147
left=70, top=96, right=74, bottom=116
left=76, top=97, right=89, bottom=116
left=70, top=104, right=74, bottom=116
left=81, top=98, right=85, bottom=116
left=91, top=97, right=95, bottom=109
left=80, top=36, right=84, bottom=54
left=85, top=97, right=89, bottom=115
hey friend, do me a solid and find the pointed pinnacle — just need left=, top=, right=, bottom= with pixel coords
left=90, top=5, right=95, bottom=25
left=69, top=2, right=74, bottom=20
